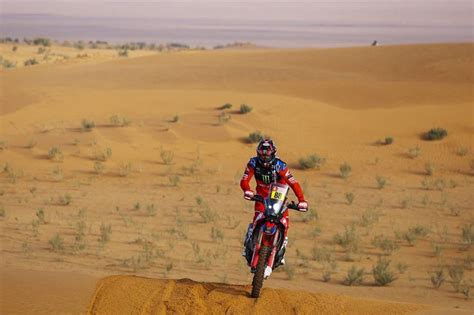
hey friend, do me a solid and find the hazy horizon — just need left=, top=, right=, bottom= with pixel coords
left=1, top=0, right=472, bottom=47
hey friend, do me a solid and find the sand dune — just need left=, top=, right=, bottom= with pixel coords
left=1, top=43, right=473, bottom=313
left=87, top=275, right=425, bottom=315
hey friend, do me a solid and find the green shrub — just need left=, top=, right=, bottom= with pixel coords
left=344, top=266, right=365, bottom=286
left=376, top=176, right=387, bottom=189
left=239, top=104, right=253, bottom=114
left=298, top=154, right=326, bottom=169
left=33, top=37, right=51, bottom=46
left=430, top=266, right=445, bottom=289
left=407, top=146, right=421, bottom=159
left=246, top=131, right=265, bottom=143
left=380, top=137, right=393, bottom=145
left=425, top=127, right=447, bottom=140
left=81, top=119, right=95, bottom=131
left=160, top=150, right=174, bottom=165
left=333, top=224, right=361, bottom=258
left=372, top=259, right=397, bottom=286
left=218, top=112, right=231, bottom=124
left=171, top=115, right=179, bottom=123
left=372, top=235, right=399, bottom=255
left=448, top=265, right=465, bottom=292
left=340, top=162, right=352, bottom=179
left=169, top=175, right=180, bottom=186
left=359, top=208, right=381, bottom=228
left=49, top=234, right=64, bottom=251
left=48, top=146, right=64, bottom=162
left=118, top=50, right=128, bottom=57
left=345, top=192, right=355, bottom=205
left=24, top=58, right=39, bottom=66
left=425, top=162, right=435, bottom=176
left=219, top=103, right=232, bottom=110
left=110, top=115, right=131, bottom=127
left=98, top=223, right=112, bottom=245
left=461, top=223, right=474, bottom=246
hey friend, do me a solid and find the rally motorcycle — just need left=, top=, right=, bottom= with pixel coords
left=243, top=183, right=306, bottom=298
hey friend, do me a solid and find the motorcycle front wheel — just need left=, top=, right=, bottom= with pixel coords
left=251, top=246, right=271, bottom=298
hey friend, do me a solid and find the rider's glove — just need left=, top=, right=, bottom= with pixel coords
left=244, top=190, right=255, bottom=200
left=298, top=201, right=308, bottom=212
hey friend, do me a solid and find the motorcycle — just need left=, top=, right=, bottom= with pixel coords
left=243, top=182, right=306, bottom=298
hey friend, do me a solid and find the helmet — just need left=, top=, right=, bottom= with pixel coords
left=256, top=139, right=277, bottom=167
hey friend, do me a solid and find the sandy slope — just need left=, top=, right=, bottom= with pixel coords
left=1, top=43, right=473, bottom=313
left=87, top=275, right=425, bottom=315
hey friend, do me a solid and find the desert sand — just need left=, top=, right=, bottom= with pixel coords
left=1, top=42, right=473, bottom=314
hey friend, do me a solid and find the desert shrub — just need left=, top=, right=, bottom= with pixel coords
left=94, top=161, right=105, bottom=174
left=430, top=266, right=446, bottom=289
left=24, top=58, right=39, bottom=66
left=37, top=47, right=46, bottom=54
left=246, top=131, right=264, bottom=143
left=146, top=204, right=157, bottom=216
left=376, top=176, right=387, bottom=189
left=456, top=146, right=469, bottom=156
left=33, top=37, right=51, bottom=46
left=0, top=206, right=5, bottom=218
left=12, top=46, right=17, bottom=52
left=48, top=146, right=64, bottom=162
left=398, top=225, right=430, bottom=246
left=372, top=235, right=399, bottom=255
left=340, top=162, right=352, bottom=179
left=118, top=49, right=128, bottom=57
left=211, top=226, right=224, bottom=242
left=58, top=194, right=72, bottom=205
left=110, top=115, right=131, bottom=127
left=311, top=246, right=334, bottom=263
left=448, top=265, right=465, bottom=292
left=51, top=166, right=64, bottom=181
left=81, top=119, right=95, bottom=131
left=396, top=263, right=408, bottom=274
left=333, top=224, right=361, bottom=259
left=36, top=208, right=46, bottom=224
left=407, top=145, right=421, bottom=159
left=380, top=137, right=394, bottom=145
left=218, top=112, right=231, bottom=124
left=344, top=266, right=365, bottom=286
left=470, top=160, right=474, bottom=172
left=461, top=224, right=474, bottom=247
left=169, top=175, right=180, bottom=186
left=431, top=243, right=443, bottom=257
left=239, top=104, right=252, bottom=114
left=373, top=259, right=397, bottom=286
left=199, top=206, right=217, bottom=223
left=160, top=150, right=174, bottom=165
left=117, top=162, right=131, bottom=177
left=359, top=208, right=382, bottom=228
left=425, top=127, right=447, bottom=141
left=425, top=162, right=435, bottom=176
left=2, top=58, right=16, bottom=68
left=0, top=140, right=9, bottom=150
left=49, top=234, right=64, bottom=251
left=219, top=103, right=232, bottom=110
left=98, top=223, right=112, bottom=245
left=94, top=147, right=112, bottom=161
left=298, top=154, right=326, bottom=169
left=345, top=192, right=355, bottom=205
left=171, top=115, right=179, bottom=123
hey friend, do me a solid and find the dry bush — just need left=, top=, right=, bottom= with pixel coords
left=372, top=235, right=400, bottom=255
left=110, top=114, right=131, bottom=127
left=48, top=146, right=64, bottom=162
left=344, top=265, right=365, bottom=286
left=49, top=234, right=64, bottom=252
left=169, top=175, right=180, bottom=186
left=345, top=192, right=355, bottom=205
left=375, top=176, right=387, bottom=189
left=246, top=131, right=265, bottom=144
left=333, top=224, right=362, bottom=260
left=160, top=150, right=174, bottom=165
left=430, top=266, right=446, bottom=289
left=407, top=146, right=421, bottom=158
left=359, top=208, right=382, bottom=228
left=298, top=154, right=326, bottom=170
left=118, top=162, right=132, bottom=177
left=239, top=104, right=253, bottom=114
left=448, top=265, right=465, bottom=292
left=98, top=223, right=112, bottom=246
left=81, top=119, right=95, bottom=131
left=218, top=112, right=231, bottom=124
left=372, top=258, right=398, bottom=286
left=425, top=162, right=435, bottom=176
left=339, top=162, right=352, bottom=179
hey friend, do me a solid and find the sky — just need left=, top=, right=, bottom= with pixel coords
left=1, top=0, right=473, bottom=26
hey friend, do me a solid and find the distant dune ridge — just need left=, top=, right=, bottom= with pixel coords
left=0, top=42, right=473, bottom=314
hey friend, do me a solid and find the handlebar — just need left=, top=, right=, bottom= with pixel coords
left=249, top=195, right=306, bottom=212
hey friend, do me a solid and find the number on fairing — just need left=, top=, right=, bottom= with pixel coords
left=271, top=191, right=284, bottom=201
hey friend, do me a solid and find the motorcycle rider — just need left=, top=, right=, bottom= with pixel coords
left=240, top=138, right=308, bottom=266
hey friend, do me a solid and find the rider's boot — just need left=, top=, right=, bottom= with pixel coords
left=241, top=223, right=253, bottom=257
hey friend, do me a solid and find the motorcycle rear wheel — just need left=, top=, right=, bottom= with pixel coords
left=251, top=246, right=271, bottom=298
